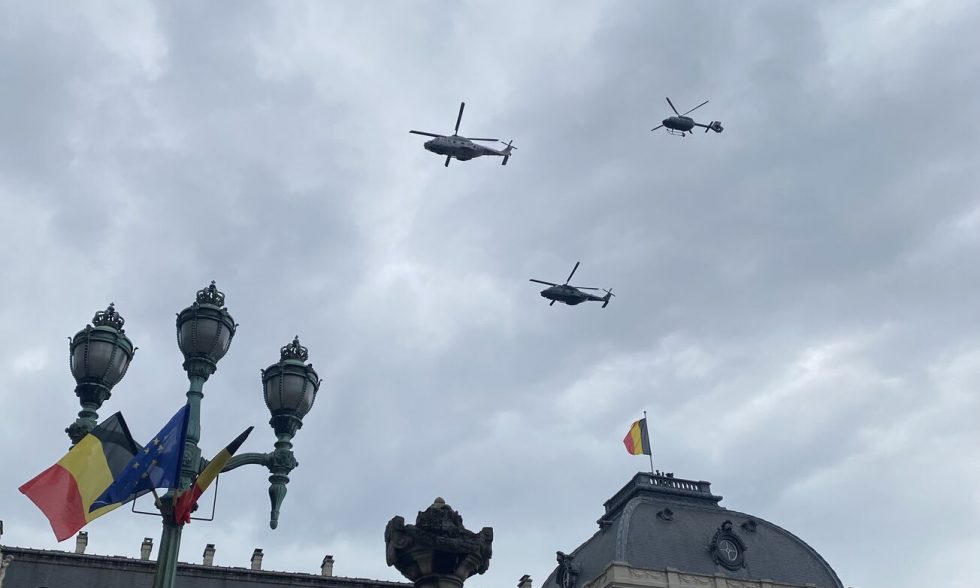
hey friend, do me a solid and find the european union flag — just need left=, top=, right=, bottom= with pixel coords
left=90, top=405, right=190, bottom=511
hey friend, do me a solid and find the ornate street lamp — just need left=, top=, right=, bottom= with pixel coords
left=59, top=282, right=320, bottom=588
left=262, top=337, right=320, bottom=528
left=220, top=336, right=320, bottom=528
left=66, top=303, right=136, bottom=445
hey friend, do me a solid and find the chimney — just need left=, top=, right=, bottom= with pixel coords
left=140, top=538, right=153, bottom=561
left=320, top=554, right=335, bottom=577
left=74, top=531, right=88, bottom=554
left=203, top=544, right=216, bottom=567
left=519, top=575, right=532, bottom=588
left=250, top=548, right=263, bottom=570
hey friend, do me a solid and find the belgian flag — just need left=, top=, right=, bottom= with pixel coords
left=173, top=426, right=253, bottom=524
left=19, top=413, right=141, bottom=541
left=623, top=417, right=652, bottom=456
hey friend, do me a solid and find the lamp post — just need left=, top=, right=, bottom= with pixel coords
left=64, top=282, right=320, bottom=588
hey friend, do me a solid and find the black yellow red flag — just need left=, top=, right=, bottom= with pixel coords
left=623, top=418, right=652, bottom=456
left=19, top=413, right=141, bottom=541
left=173, top=426, right=253, bottom=524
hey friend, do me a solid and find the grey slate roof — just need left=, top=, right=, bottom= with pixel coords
left=0, top=545, right=411, bottom=588
left=541, top=473, right=843, bottom=588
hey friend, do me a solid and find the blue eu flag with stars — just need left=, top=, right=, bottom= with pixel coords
left=90, top=405, right=190, bottom=511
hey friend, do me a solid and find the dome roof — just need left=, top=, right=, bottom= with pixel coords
left=542, top=473, right=842, bottom=588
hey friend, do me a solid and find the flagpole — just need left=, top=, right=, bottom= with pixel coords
left=644, top=410, right=654, bottom=475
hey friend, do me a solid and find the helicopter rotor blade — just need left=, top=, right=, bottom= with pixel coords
left=665, top=97, right=680, bottom=116
left=571, top=286, right=600, bottom=291
left=410, top=130, right=445, bottom=138
left=682, top=100, right=709, bottom=116
left=650, top=124, right=664, bottom=131
left=469, top=137, right=500, bottom=142
left=530, top=279, right=558, bottom=286
left=455, top=102, right=465, bottom=134
left=564, top=261, right=580, bottom=285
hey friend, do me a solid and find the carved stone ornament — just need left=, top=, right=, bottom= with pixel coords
left=0, top=554, right=12, bottom=588
left=707, top=520, right=747, bottom=571
left=656, top=508, right=674, bottom=521
left=385, top=498, right=493, bottom=588
left=555, top=551, right=581, bottom=588
left=740, top=519, right=757, bottom=533
left=676, top=573, right=712, bottom=586
left=626, top=568, right=667, bottom=582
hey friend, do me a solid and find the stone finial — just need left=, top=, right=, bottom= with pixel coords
left=555, top=552, right=580, bottom=588
left=321, top=554, right=335, bottom=577
left=140, top=538, right=153, bottom=561
left=251, top=548, right=264, bottom=571
left=74, top=531, right=88, bottom=554
left=203, top=544, right=216, bottom=567
left=385, top=498, right=493, bottom=588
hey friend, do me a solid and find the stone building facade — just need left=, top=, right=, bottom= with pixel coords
left=1, top=472, right=843, bottom=588
left=0, top=541, right=409, bottom=588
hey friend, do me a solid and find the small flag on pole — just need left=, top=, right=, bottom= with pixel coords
left=173, top=426, right=253, bottom=524
left=623, top=417, right=652, bottom=456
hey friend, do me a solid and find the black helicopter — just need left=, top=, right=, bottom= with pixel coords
left=651, top=97, right=723, bottom=137
left=530, top=262, right=614, bottom=308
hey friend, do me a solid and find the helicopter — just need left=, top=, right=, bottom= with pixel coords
left=530, top=262, right=615, bottom=308
left=650, top=97, right=723, bottom=137
left=410, top=102, right=516, bottom=167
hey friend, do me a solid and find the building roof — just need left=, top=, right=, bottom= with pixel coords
left=542, top=473, right=843, bottom=588
left=0, top=545, right=411, bottom=588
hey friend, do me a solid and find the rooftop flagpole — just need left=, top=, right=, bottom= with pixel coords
left=644, top=410, right=654, bottom=475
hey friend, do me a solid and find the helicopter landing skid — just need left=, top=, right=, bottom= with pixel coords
left=666, top=128, right=687, bottom=137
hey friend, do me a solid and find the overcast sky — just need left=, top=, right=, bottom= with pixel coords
left=1, top=2, right=979, bottom=587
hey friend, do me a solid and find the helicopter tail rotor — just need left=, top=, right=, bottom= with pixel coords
left=602, top=288, right=615, bottom=309
left=706, top=121, right=723, bottom=133
left=500, top=140, right=516, bottom=165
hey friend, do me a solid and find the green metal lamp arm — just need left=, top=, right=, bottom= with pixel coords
left=201, top=442, right=298, bottom=529
left=219, top=451, right=272, bottom=472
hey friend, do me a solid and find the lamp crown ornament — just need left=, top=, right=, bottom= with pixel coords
left=280, top=336, right=309, bottom=362
left=92, top=303, right=126, bottom=332
left=196, top=280, right=226, bottom=307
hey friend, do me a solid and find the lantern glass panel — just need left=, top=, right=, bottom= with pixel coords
left=70, top=342, right=88, bottom=380
left=265, top=372, right=315, bottom=416
left=103, top=347, right=130, bottom=385
left=73, top=339, right=123, bottom=383
left=264, top=373, right=283, bottom=410
left=179, top=318, right=232, bottom=358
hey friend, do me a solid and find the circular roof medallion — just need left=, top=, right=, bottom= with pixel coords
left=709, top=521, right=746, bottom=570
